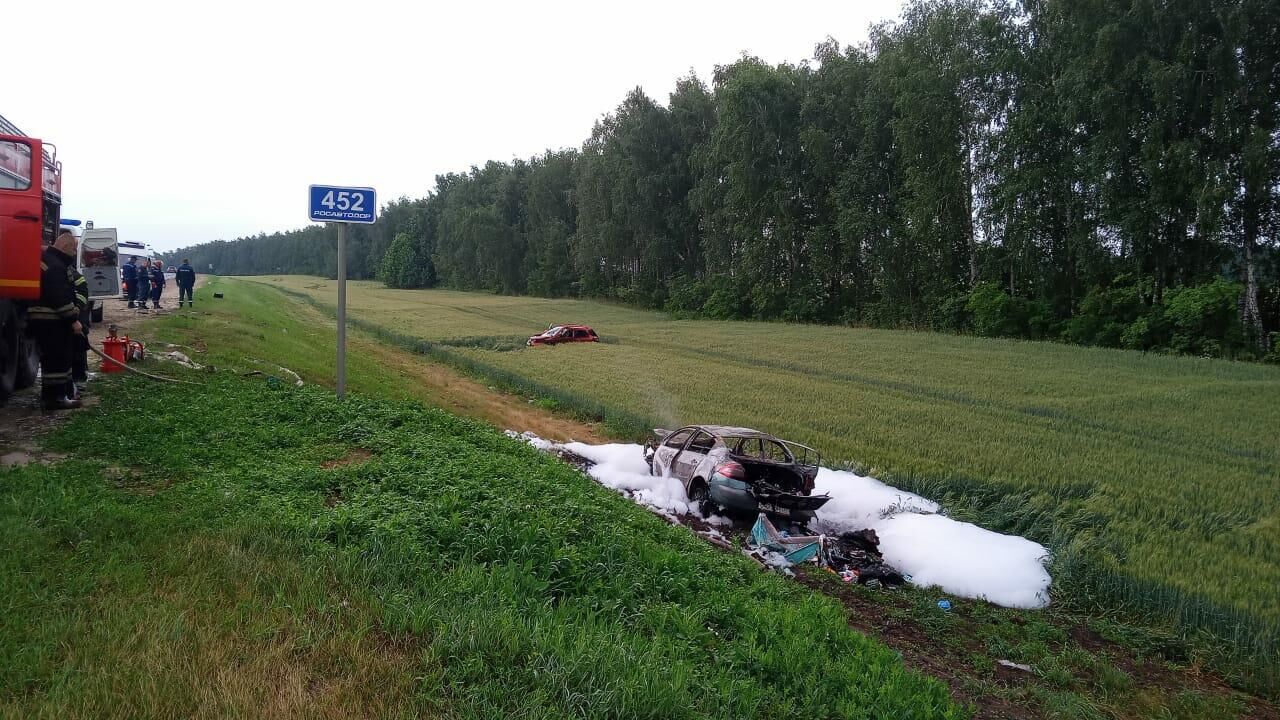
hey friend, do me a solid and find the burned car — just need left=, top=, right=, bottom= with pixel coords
left=527, top=324, right=599, bottom=346
left=645, top=425, right=830, bottom=522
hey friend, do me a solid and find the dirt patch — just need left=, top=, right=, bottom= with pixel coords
left=321, top=448, right=373, bottom=470
left=97, top=274, right=209, bottom=339
left=1065, top=626, right=1280, bottom=720
left=351, top=334, right=608, bottom=444
left=793, top=571, right=1038, bottom=720
left=789, top=571, right=1280, bottom=720
left=0, top=387, right=72, bottom=467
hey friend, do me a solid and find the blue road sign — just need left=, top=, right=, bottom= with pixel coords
left=309, top=185, right=377, bottom=224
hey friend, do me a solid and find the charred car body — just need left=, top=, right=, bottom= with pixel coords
left=527, top=324, right=599, bottom=346
left=645, top=425, right=830, bottom=523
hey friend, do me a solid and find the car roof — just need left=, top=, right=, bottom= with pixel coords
left=680, top=424, right=775, bottom=440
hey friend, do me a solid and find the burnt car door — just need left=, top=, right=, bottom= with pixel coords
left=677, top=430, right=717, bottom=481
left=653, top=428, right=693, bottom=477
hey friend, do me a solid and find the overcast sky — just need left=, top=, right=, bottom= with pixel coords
left=8, top=0, right=901, bottom=252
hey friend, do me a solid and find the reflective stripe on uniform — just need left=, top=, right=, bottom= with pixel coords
left=73, top=274, right=89, bottom=308
left=27, top=303, right=78, bottom=320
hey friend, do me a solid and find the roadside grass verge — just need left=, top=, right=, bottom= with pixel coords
left=1, top=369, right=962, bottom=718
left=0, top=458, right=422, bottom=718
left=250, top=276, right=1280, bottom=697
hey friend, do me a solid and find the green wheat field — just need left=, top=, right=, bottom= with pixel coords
left=250, top=276, right=1280, bottom=688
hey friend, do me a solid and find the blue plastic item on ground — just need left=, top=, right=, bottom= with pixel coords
left=748, top=513, right=821, bottom=565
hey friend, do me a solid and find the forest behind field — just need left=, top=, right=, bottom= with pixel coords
left=169, top=0, right=1280, bottom=360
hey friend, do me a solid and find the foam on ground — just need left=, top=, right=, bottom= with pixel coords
left=516, top=434, right=1051, bottom=609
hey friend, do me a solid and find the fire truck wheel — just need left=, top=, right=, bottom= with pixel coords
left=15, top=333, right=38, bottom=391
left=0, top=305, right=20, bottom=401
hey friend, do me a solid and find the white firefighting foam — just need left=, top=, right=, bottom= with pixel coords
left=511, top=433, right=1051, bottom=609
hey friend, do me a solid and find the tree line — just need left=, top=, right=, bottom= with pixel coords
left=168, top=0, right=1280, bottom=360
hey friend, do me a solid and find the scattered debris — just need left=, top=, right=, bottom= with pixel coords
left=158, top=350, right=203, bottom=370
left=746, top=513, right=823, bottom=565
left=90, top=346, right=202, bottom=385
left=937, top=599, right=953, bottom=612
left=997, top=660, right=1034, bottom=673
left=820, top=528, right=907, bottom=586
left=165, top=342, right=207, bottom=356
left=276, top=366, right=303, bottom=387
left=740, top=512, right=911, bottom=586
left=696, top=530, right=736, bottom=552
left=245, top=358, right=304, bottom=387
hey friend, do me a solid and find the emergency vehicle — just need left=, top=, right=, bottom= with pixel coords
left=61, top=219, right=125, bottom=323
left=0, top=112, right=59, bottom=403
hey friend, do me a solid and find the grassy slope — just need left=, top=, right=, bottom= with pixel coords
left=254, top=275, right=1280, bottom=692
left=0, top=284, right=963, bottom=718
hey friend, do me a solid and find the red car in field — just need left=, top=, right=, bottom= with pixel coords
left=527, top=324, right=599, bottom=346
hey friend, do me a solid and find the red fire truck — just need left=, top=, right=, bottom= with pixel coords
left=0, top=113, right=61, bottom=403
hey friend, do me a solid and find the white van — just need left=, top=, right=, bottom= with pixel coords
left=80, top=227, right=122, bottom=322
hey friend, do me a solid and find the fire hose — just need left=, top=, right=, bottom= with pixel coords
left=88, top=344, right=203, bottom=386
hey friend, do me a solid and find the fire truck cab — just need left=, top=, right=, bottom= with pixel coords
left=0, top=113, right=62, bottom=402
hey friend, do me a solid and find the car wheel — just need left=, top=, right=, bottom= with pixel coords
left=15, top=334, right=38, bottom=390
left=687, top=480, right=712, bottom=518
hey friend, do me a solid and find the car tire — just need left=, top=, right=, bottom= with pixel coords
left=15, top=333, right=38, bottom=391
left=687, top=480, right=712, bottom=518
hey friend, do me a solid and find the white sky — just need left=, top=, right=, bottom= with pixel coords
left=7, top=0, right=901, bottom=252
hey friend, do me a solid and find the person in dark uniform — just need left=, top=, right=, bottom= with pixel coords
left=175, top=258, right=196, bottom=307
left=29, top=233, right=83, bottom=410
left=149, top=259, right=165, bottom=309
left=121, top=256, right=139, bottom=308
left=133, top=258, right=150, bottom=312
left=65, top=232, right=92, bottom=398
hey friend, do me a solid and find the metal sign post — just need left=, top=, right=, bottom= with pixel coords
left=308, top=184, right=377, bottom=400
left=336, top=222, right=347, bottom=398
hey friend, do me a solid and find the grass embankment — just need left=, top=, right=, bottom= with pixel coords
left=1, top=291, right=962, bottom=717
left=255, top=275, right=1280, bottom=695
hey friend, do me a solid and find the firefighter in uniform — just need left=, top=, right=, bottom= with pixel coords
left=133, top=257, right=150, bottom=312
left=121, top=256, right=139, bottom=308
left=29, top=232, right=83, bottom=410
left=148, top=259, right=165, bottom=309
left=176, top=258, right=196, bottom=307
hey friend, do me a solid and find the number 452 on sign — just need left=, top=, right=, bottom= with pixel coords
left=308, top=185, right=377, bottom=224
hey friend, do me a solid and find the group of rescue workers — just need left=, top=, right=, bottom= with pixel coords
left=27, top=230, right=198, bottom=411
left=120, top=257, right=168, bottom=310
